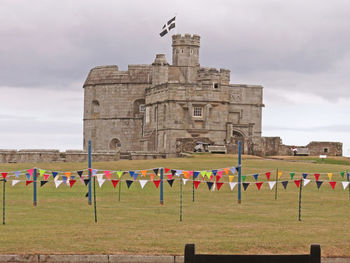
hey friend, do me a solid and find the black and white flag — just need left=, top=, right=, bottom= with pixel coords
left=159, top=16, right=176, bottom=37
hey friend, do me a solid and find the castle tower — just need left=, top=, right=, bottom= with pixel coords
left=152, top=54, right=169, bottom=86
left=172, top=34, right=200, bottom=67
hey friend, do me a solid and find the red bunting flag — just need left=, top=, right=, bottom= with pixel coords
left=43, top=174, right=50, bottom=181
left=111, top=179, right=119, bottom=188
left=216, top=175, right=222, bottom=182
left=26, top=180, right=34, bottom=186
left=1, top=172, right=7, bottom=179
left=265, top=172, right=271, bottom=180
left=153, top=179, right=161, bottom=188
left=329, top=181, right=336, bottom=189
left=256, top=182, right=263, bottom=190
left=193, top=180, right=201, bottom=189
left=164, top=168, right=170, bottom=173
left=216, top=182, right=224, bottom=191
left=69, top=180, right=76, bottom=188
left=314, top=174, right=320, bottom=181
left=210, top=175, right=213, bottom=181
left=294, top=179, right=301, bottom=188
left=167, top=174, right=173, bottom=180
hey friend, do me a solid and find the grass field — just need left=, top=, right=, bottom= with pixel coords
left=0, top=154, right=349, bottom=256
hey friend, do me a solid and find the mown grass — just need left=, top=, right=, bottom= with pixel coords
left=0, top=154, right=349, bottom=256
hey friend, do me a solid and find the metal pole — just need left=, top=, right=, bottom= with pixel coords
left=160, top=168, right=164, bottom=205
left=298, top=178, right=303, bottom=221
left=275, top=168, right=278, bottom=200
left=88, top=140, right=92, bottom=205
left=118, top=179, right=121, bottom=202
left=93, top=174, right=97, bottom=223
left=192, top=174, right=195, bottom=202
left=180, top=176, right=183, bottom=222
left=347, top=171, right=349, bottom=201
left=2, top=179, right=5, bottom=225
left=237, top=141, right=242, bottom=204
left=33, top=168, right=37, bottom=206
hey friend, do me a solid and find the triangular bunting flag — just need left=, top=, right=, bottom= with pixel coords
left=265, top=172, right=271, bottom=180
left=171, top=170, right=177, bottom=176
left=217, top=170, right=223, bottom=177
left=133, top=173, right=138, bottom=180
left=341, top=181, right=349, bottom=190
left=1, top=172, right=8, bottom=179
left=104, top=170, right=111, bottom=179
left=290, top=172, right=295, bottom=180
left=268, top=181, right=276, bottom=190
left=27, top=169, right=33, bottom=176
left=327, top=173, right=333, bottom=181
left=329, top=181, right=336, bottom=190
left=211, top=182, right=216, bottom=191
left=12, top=180, right=20, bottom=186
left=150, top=173, right=155, bottom=181
left=277, top=171, right=282, bottom=179
left=303, top=179, right=311, bottom=186
left=206, top=181, right=214, bottom=190
left=229, top=175, right=234, bottom=182
left=40, top=180, right=48, bottom=187
left=230, top=167, right=236, bottom=174
left=129, top=171, right=135, bottom=177
left=182, top=178, right=189, bottom=185
left=97, top=178, right=105, bottom=187
left=153, top=179, right=161, bottom=188
left=316, top=180, right=323, bottom=189
left=111, top=179, right=119, bottom=188
left=216, top=182, right=224, bottom=191
left=39, top=169, right=45, bottom=177
left=256, top=182, right=263, bottom=190
left=302, top=173, right=308, bottom=179
left=176, top=170, right=183, bottom=176
left=126, top=180, right=133, bottom=189
left=206, top=171, right=211, bottom=179
left=91, top=169, right=98, bottom=176
left=216, top=175, right=222, bottom=182
left=314, top=173, right=320, bottom=181
left=62, top=176, right=67, bottom=183
left=164, top=168, right=170, bottom=173
left=282, top=181, right=289, bottom=189
left=141, top=170, right=147, bottom=177
left=55, top=180, right=63, bottom=188
left=43, top=174, right=50, bottom=181
left=200, top=171, right=206, bottom=177
left=77, top=170, right=83, bottom=177
left=340, top=171, right=345, bottom=179
left=294, top=179, right=301, bottom=188
left=26, top=180, right=33, bottom=186
left=229, top=182, right=237, bottom=190
left=347, top=172, right=350, bottom=181
left=183, top=171, right=190, bottom=179
left=117, top=171, right=123, bottom=178
left=193, top=180, right=200, bottom=189
left=253, top=174, right=259, bottom=181
left=65, top=172, right=71, bottom=178
left=84, top=179, right=90, bottom=186
left=26, top=173, right=31, bottom=180
left=14, top=171, right=21, bottom=178
left=139, top=180, right=147, bottom=189
left=223, top=168, right=230, bottom=175
left=69, top=180, right=76, bottom=188
left=242, top=182, right=250, bottom=191
left=193, top=171, right=200, bottom=179
left=167, top=179, right=174, bottom=187
left=167, top=174, right=173, bottom=180
left=211, top=170, right=217, bottom=176
left=153, top=168, right=159, bottom=175
left=52, top=171, right=58, bottom=179
left=242, top=176, right=246, bottom=182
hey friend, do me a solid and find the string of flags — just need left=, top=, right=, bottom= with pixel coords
left=1, top=167, right=349, bottom=191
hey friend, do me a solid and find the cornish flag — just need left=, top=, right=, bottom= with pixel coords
left=160, top=16, right=176, bottom=37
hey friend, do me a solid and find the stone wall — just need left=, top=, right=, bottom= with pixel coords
left=306, top=141, right=343, bottom=156
left=0, top=149, right=120, bottom=163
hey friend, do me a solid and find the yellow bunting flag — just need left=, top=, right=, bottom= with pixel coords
left=141, top=170, right=147, bottom=177
left=150, top=173, right=155, bottom=181
left=39, top=169, right=45, bottom=177
left=200, top=171, right=206, bottom=177
left=277, top=171, right=282, bottom=179
left=328, top=173, right=333, bottom=181
left=229, top=175, right=234, bottom=182
left=224, top=168, right=230, bottom=175
left=117, top=171, right=123, bottom=178
left=65, top=172, right=71, bottom=178
left=206, top=171, right=212, bottom=179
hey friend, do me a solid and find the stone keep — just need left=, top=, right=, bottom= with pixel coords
left=83, top=34, right=264, bottom=157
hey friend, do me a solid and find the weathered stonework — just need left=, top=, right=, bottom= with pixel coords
left=83, top=34, right=264, bottom=156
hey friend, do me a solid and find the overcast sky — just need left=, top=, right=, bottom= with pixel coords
left=1, top=0, right=349, bottom=156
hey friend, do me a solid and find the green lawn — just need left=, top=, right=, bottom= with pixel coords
left=0, top=154, right=349, bottom=256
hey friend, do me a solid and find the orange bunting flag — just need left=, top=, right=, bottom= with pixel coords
left=256, top=182, right=263, bottom=190
left=193, top=180, right=201, bottom=189
left=229, top=175, right=234, bottom=182
left=149, top=174, right=155, bottom=181
left=327, top=173, right=333, bottom=181
left=294, top=179, right=301, bottom=188
left=167, top=174, right=173, bottom=180
left=265, top=172, right=271, bottom=180
left=164, top=168, right=170, bottom=173
left=277, top=171, right=282, bottom=179
left=65, top=172, right=71, bottom=178
left=141, top=170, right=147, bottom=177
left=153, top=179, right=161, bottom=188
left=329, top=181, right=336, bottom=189
left=216, top=182, right=224, bottom=191
left=69, top=180, right=76, bottom=188
left=26, top=180, right=34, bottom=186
left=104, top=171, right=111, bottom=179
left=111, top=179, right=119, bottom=188
left=183, top=171, right=190, bottom=179
left=1, top=172, right=8, bottom=179
left=223, top=168, right=230, bottom=175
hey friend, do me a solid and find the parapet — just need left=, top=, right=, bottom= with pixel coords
left=152, top=54, right=169, bottom=66
left=172, top=34, right=200, bottom=47
left=198, top=67, right=230, bottom=83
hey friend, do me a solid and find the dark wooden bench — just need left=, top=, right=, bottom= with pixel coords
left=184, top=244, right=321, bottom=263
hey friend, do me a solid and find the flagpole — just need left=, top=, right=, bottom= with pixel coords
left=298, top=178, right=303, bottom=221
left=2, top=178, right=5, bottom=225
left=93, top=172, right=97, bottom=223
left=180, top=174, right=183, bottom=222
left=237, top=141, right=242, bottom=204
left=192, top=173, right=195, bottom=202
left=88, top=141, right=92, bottom=205
left=33, top=168, right=37, bottom=206
left=275, top=168, right=278, bottom=200
left=118, top=178, right=121, bottom=202
left=160, top=168, right=164, bottom=205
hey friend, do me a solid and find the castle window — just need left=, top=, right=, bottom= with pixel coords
left=213, top=82, right=219, bottom=89
left=109, top=138, right=121, bottom=150
left=193, top=107, right=203, bottom=117
left=139, top=104, right=145, bottom=112
left=323, top=148, right=329, bottom=154
left=190, top=49, right=193, bottom=54
left=92, top=100, right=100, bottom=114
left=181, top=49, right=184, bottom=53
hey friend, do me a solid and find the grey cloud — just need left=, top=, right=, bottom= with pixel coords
left=264, top=124, right=350, bottom=133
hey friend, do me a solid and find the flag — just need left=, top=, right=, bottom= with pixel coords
left=160, top=16, right=176, bottom=37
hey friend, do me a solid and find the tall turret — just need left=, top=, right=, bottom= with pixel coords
left=172, top=34, right=200, bottom=67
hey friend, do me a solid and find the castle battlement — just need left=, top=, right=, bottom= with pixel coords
left=198, top=67, right=231, bottom=84
left=172, top=34, right=200, bottom=47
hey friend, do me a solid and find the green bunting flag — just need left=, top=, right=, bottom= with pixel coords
left=242, top=176, right=246, bottom=182
left=290, top=172, right=295, bottom=180
left=340, top=171, right=345, bottom=179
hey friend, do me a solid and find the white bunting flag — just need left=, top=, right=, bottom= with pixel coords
left=80, top=177, right=85, bottom=185
left=268, top=181, right=276, bottom=190
left=342, top=181, right=349, bottom=190
left=97, top=174, right=104, bottom=180
left=97, top=178, right=105, bottom=187
left=182, top=178, right=188, bottom=185
left=303, top=179, right=311, bottom=187
left=229, top=182, right=237, bottom=190
left=211, top=182, right=216, bottom=192
left=55, top=180, right=63, bottom=188
left=139, top=180, right=148, bottom=189
left=12, top=180, right=20, bottom=186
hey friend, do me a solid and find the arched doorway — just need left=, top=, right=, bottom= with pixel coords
left=109, top=138, right=121, bottom=151
left=231, top=130, right=245, bottom=154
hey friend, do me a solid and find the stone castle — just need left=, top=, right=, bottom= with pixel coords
left=83, top=34, right=264, bottom=157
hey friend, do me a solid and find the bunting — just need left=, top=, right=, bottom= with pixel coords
left=193, top=180, right=201, bottom=189
left=282, top=181, right=289, bottom=189
left=316, top=181, right=323, bottom=189
left=242, top=182, right=250, bottom=191
left=55, top=180, right=63, bottom=188
left=294, top=179, right=301, bottom=188
left=206, top=182, right=213, bottom=190
left=302, top=173, right=308, bottom=179
left=69, top=180, right=76, bottom=188
left=77, top=170, right=84, bottom=177
left=268, top=181, right=276, bottom=190
left=26, top=180, right=33, bottom=186
left=290, top=172, right=295, bottom=180
left=1, top=172, right=7, bottom=179
left=84, top=179, right=90, bottom=186
left=40, top=181, right=48, bottom=187
left=342, top=181, right=349, bottom=190
left=153, top=179, right=161, bottom=188
left=14, top=171, right=21, bottom=178
left=329, top=181, right=336, bottom=189
left=12, top=180, right=20, bottom=186
left=314, top=174, right=320, bottom=181
left=265, top=172, right=271, bottom=180
left=141, top=170, right=147, bottom=177
left=97, top=178, right=105, bottom=187
left=111, top=179, right=119, bottom=188
left=328, top=173, right=333, bottom=181
left=52, top=171, right=58, bottom=179
left=253, top=174, right=259, bottom=181
left=256, top=182, right=263, bottom=190
left=229, top=182, right=237, bottom=190
left=303, top=179, right=311, bottom=186
left=126, top=180, right=133, bottom=189
left=167, top=179, right=174, bottom=187
left=229, top=175, right=234, bottom=182
left=182, top=178, right=189, bottom=185
left=216, top=182, right=223, bottom=191
left=139, top=180, right=147, bottom=189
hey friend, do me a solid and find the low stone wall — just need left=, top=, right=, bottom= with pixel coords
left=130, top=151, right=166, bottom=160
left=0, top=149, right=120, bottom=163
